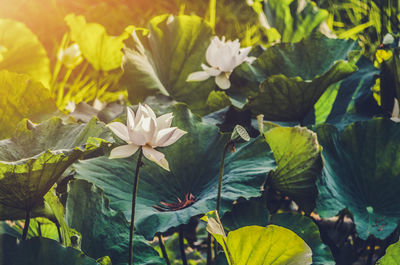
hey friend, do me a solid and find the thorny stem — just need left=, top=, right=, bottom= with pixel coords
left=157, top=233, right=171, bottom=265
left=128, top=148, right=144, bottom=265
left=179, top=227, right=188, bottom=265
left=22, top=210, right=31, bottom=240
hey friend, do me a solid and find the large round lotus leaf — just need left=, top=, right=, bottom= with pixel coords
left=221, top=200, right=333, bottom=265
left=263, top=0, right=328, bottom=42
left=311, top=56, right=381, bottom=128
left=65, top=14, right=130, bottom=72
left=66, top=179, right=165, bottom=265
left=0, top=117, right=112, bottom=221
left=123, top=15, right=215, bottom=115
left=74, top=104, right=275, bottom=239
left=270, top=213, right=334, bottom=265
left=377, top=237, right=400, bottom=264
left=0, top=18, right=51, bottom=87
left=0, top=235, right=98, bottom=265
left=221, top=199, right=270, bottom=231
left=205, top=220, right=312, bottom=265
left=235, top=34, right=357, bottom=121
left=316, top=119, right=400, bottom=239
left=263, top=125, right=323, bottom=213
left=0, top=70, right=57, bottom=139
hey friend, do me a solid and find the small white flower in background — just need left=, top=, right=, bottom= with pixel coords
left=187, top=36, right=256, bottom=90
left=383, top=33, right=394, bottom=45
left=65, top=101, right=76, bottom=113
left=107, top=104, right=187, bottom=171
left=58, top=43, right=83, bottom=69
left=391, top=98, right=400, bottom=123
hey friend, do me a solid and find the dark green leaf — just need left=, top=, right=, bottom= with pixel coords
left=74, top=104, right=275, bottom=239
left=66, top=179, right=165, bottom=265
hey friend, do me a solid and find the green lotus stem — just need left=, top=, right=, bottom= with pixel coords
left=56, top=221, right=63, bottom=244
left=157, top=233, right=171, bottom=265
left=128, top=147, right=144, bottom=265
left=209, top=0, right=217, bottom=29
left=179, top=227, right=188, bottom=265
left=206, top=233, right=213, bottom=265
left=37, top=221, right=42, bottom=237
left=57, top=68, right=73, bottom=107
left=22, top=210, right=31, bottom=240
left=216, top=142, right=230, bottom=214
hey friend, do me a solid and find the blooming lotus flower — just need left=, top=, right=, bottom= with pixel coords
left=58, top=43, right=83, bottom=69
left=392, top=98, right=400, bottom=123
left=107, top=104, right=187, bottom=171
left=186, top=36, right=256, bottom=90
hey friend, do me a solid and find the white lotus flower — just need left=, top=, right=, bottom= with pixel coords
left=107, top=104, right=187, bottom=171
left=383, top=33, right=394, bottom=45
left=58, top=43, right=83, bottom=69
left=391, top=98, right=400, bottom=123
left=186, top=36, right=256, bottom=90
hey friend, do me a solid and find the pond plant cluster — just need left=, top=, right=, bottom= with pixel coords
left=0, top=0, right=400, bottom=264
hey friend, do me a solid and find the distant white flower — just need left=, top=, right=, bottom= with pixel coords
left=187, top=36, right=256, bottom=90
left=58, top=43, right=83, bottom=69
left=391, top=98, right=400, bottom=123
left=65, top=101, right=76, bottom=113
left=107, top=104, right=187, bottom=171
left=383, top=33, right=395, bottom=45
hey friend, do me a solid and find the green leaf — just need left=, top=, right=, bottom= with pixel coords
left=0, top=117, right=112, bottom=221
left=245, top=34, right=358, bottom=121
left=204, top=211, right=312, bottom=265
left=66, top=179, right=165, bottom=265
left=0, top=70, right=57, bottom=139
left=270, top=213, right=334, bottom=265
left=263, top=0, right=329, bottom=42
left=313, top=56, right=381, bottom=129
left=0, top=235, right=98, bottom=265
left=264, top=126, right=323, bottom=213
left=226, top=225, right=313, bottom=265
left=65, top=14, right=129, bottom=72
left=74, top=104, right=275, bottom=239
left=316, top=119, right=400, bottom=239
left=123, top=15, right=215, bottom=115
left=221, top=199, right=270, bottom=231
left=0, top=19, right=51, bottom=87
left=44, top=189, right=79, bottom=247
left=377, top=237, right=400, bottom=264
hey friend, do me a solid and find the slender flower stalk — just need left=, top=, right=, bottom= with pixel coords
left=128, top=148, right=143, bottom=265
left=107, top=104, right=186, bottom=265
left=179, top=227, right=188, bottom=265
left=157, top=233, right=171, bottom=265
left=216, top=142, right=230, bottom=214
left=22, top=210, right=31, bottom=240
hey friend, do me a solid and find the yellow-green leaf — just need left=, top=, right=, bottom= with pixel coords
left=65, top=14, right=129, bottom=72
left=0, top=18, right=51, bottom=87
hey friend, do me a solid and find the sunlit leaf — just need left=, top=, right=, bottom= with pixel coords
left=0, top=117, right=112, bottom=221
left=123, top=15, right=215, bottom=114
left=0, top=70, right=57, bottom=139
left=0, top=18, right=51, bottom=87
left=264, top=126, right=323, bottom=213
left=65, top=14, right=129, bottom=72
